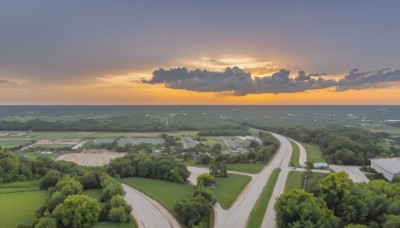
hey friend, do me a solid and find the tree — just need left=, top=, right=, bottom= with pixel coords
left=35, top=211, right=56, bottom=228
left=53, top=195, right=100, bottom=228
left=56, top=177, right=83, bottom=196
left=46, top=191, right=66, bottom=212
left=275, top=189, right=339, bottom=228
left=110, top=194, right=132, bottom=215
left=40, top=170, right=60, bottom=189
left=384, top=215, right=400, bottom=228
left=174, top=196, right=211, bottom=227
left=319, top=172, right=353, bottom=217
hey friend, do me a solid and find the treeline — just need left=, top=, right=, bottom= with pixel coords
left=197, top=129, right=249, bottom=136
left=107, top=154, right=190, bottom=183
left=0, top=148, right=84, bottom=183
left=247, top=124, right=385, bottom=165
left=0, top=118, right=244, bottom=132
left=275, top=172, right=400, bottom=227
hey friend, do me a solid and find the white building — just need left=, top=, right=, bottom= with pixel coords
left=370, top=158, right=400, bottom=181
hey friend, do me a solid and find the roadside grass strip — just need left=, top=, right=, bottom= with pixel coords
left=303, top=143, right=326, bottom=162
left=246, top=168, right=281, bottom=228
left=284, top=171, right=303, bottom=193
left=289, top=141, right=300, bottom=167
left=213, top=173, right=252, bottom=209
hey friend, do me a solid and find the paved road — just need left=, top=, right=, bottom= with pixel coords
left=290, top=139, right=307, bottom=167
left=329, top=165, right=369, bottom=183
left=122, top=184, right=180, bottom=228
left=213, top=133, right=293, bottom=228
left=187, top=166, right=254, bottom=185
left=260, top=135, right=293, bottom=228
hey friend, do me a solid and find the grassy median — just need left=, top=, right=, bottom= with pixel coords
left=303, top=143, right=325, bottom=162
left=284, top=171, right=303, bottom=192
left=246, top=168, right=281, bottom=228
left=289, top=141, right=300, bottom=167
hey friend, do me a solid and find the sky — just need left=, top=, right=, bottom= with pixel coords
left=1, top=0, right=400, bottom=105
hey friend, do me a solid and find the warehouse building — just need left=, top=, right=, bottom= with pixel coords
left=370, top=158, right=400, bottom=181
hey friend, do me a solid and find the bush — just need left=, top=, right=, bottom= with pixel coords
left=109, top=206, right=128, bottom=223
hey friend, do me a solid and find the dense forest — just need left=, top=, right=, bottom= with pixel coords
left=275, top=172, right=400, bottom=227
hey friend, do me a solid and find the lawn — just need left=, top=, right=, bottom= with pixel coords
left=246, top=168, right=281, bottom=228
left=183, top=160, right=266, bottom=174
left=0, top=180, right=47, bottom=227
left=303, top=143, right=326, bottom=162
left=226, top=163, right=265, bottom=174
left=284, top=171, right=303, bottom=193
left=213, top=173, right=252, bottom=209
left=93, top=221, right=136, bottom=228
left=289, top=141, right=300, bottom=167
left=121, top=177, right=194, bottom=213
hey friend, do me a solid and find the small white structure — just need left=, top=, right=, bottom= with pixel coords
left=313, top=162, right=329, bottom=169
left=370, top=158, right=400, bottom=181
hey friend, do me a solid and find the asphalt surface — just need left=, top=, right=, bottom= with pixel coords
left=122, top=184, right=180, bottom=228
left=329, top=165, right=369, bottom=183
left=213, top=133, right=293, bottom=228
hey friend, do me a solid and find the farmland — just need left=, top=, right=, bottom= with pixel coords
left=56, top=149, right=126, bottom=167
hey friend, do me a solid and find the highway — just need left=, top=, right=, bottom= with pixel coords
left=213, top=133, right=293, bottom=228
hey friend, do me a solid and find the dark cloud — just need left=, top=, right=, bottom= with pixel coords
left=0, top=79, right=19, bottom=86
left=143, top=67, right=400, bottom=95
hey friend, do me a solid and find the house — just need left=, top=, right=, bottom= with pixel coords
left=370, top=158, right=400, bottom=181
left=313, top=162, right=329, bottom=169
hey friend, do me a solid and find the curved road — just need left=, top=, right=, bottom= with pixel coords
left=122, top=184, right=180, bottom=228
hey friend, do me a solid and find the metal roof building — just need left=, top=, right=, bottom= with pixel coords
left=370, top=158, right=400, bottom=181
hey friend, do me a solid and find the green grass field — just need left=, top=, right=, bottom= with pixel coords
left=284, top=171, right=303, bottom=193
left=93, top=221, right=136, bottom=228
left=200, top=136, right=228, bottom=149
left=183, top=160, right=265, bottom=174
left=0, top=180, right=47, bottom=227
left=289, top=141, right=300, bottom=167
left=0, top=138, right=33, bottom=148
left=226, top=163, right=265, bottom=174
left=246, top=168, right=281, bottom=228
left=303, top=143, right=325, bottom=162
left=121, top=177, right=194, bottom=214
left=213, top=173, right=252, bottom=209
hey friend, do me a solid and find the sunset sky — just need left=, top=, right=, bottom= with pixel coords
left=1, top=1, right=400, bottom=105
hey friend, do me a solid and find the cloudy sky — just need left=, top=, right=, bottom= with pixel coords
left=1, top=0, right=400, bottom=104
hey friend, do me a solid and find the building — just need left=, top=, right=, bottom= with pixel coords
left=370, top=158, right=400, bottom=181
left=313, top=162, right=329, bottom=169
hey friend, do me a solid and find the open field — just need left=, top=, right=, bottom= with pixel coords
left=200, top=136, right=228, bottom=149
left=303, top=143, right=325, bottom=162
left=213, top=173, right=252, bottom=209
left=284, top=171, right=303, bottom=192
left=0, top=180, right=47, bottom=227
left=289, top=141, right=300, bottom=167
left=56, top=149, right=126, bottom=166
left=246, top=168, right=281, bottom=228
left=0, top=138, right=33, bottom=148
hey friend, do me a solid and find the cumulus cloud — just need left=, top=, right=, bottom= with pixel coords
left=142, top=67, right=400, bottom=95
